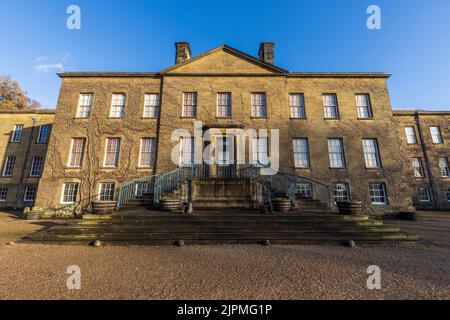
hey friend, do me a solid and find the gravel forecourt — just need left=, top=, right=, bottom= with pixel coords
left=0, top=211, right=449, bottom=300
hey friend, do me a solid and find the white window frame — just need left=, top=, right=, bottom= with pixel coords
left=323, top=94, right=339, bottom=119
left=139, top=138, right=156, bottom=168
left=369, top=183, right=388, bottom=205
left=68, top=138, right=85, bottom=168
left=289, top=93, right=306, bottom=119
left=216, top=93, right=232, bottom=118
left=418, top=187, right=431, bottom=202
left=438, top=158, right=449, bottom=178
left=293, top=139, right=310, bottom=168
left=404, top=127, right=417, bottom=144
left=2, top=156, right=16, bottom=177
left=446, top=188, right=450, bottom=203
left=430, top=126, right=443, bottom=144
left=23, top=186, right=37, bottom=202
left=99, top=183, right=115, bottom=201
left=252, top=137, right=269, bottom=166
left=29, top=157, right=43, bottom=177
left=362, top=139, right=382, bottom=169
left=135, top=182, right=152, bottom=197
left=11, top=124, right=24, bottom=143
left=109, top=94, right=126, bottom=118
left=61, top=183, right=79, bottom=204
left=0, top=187, right=7, bottom=202
left=182, top=93, right=197, bottom=118
left=76, top=93, right=93, bottom=118
left=328, top=139, right=346, bottom=168
left=296, top=183, right=313, bottom=198
left=103, top=138, right=121, bottom=168
left=411, top=157, right=424, bottom=178
left=251, top=93, right=267, bottom=118
left=179, top=137, right=195, bottom=167
left=143, top=93, right=159, bottom=118
left=333, top=183, right=350, bottom=202
left=356, top=94, right=373, bottom=119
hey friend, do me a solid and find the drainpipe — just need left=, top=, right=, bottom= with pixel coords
left=14, top=116, right=37, bottom=209
left=415, top=111, right=439, bottom=209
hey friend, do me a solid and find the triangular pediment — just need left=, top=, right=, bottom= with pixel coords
left=161, top=45, right=287, bottom=75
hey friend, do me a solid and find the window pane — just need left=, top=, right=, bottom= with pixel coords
left=356, top=94, right=372, bottom=118
left=323, top=94, right=338, bottom=119
left=439, top=158, right=449, bottom=177
left=252, top=138, right=269, bottom=166
left=37, top=125, right=50, bottom=143
left=362, top=139, right=381, bottom=168
left=69, top=138, right=85, bottom=167
left=289, top=94, right=305, bottom=119
left=182, top=93, right=197, bottom=117
left=328, top=139, right=345, bottom=168
left=11, top=124, right=24, bottom=142
left=62, top=183, right=79, bottom=204
left=333, top=183, right=350, bottom=202
left=180, top=137, right=195, bottom=166
left=418, top=187, right=431, bottom=202
left=77, top=94, right=93, bottom=118
left=217, top=93, right=232, bottom=118
left=430, top=127, right=443, bottom=144
left=296, top=183, right=313, bottom=198
left=2, top=156, right=16, bottom=177
left=369, top=183, right=387, bottom=205
left=251, top=93, right=267, bottom=117
left=411, top=158, right=424, bottom=178
left=110, top=94, right=126, bottom=118
left=30, top=157, right=43, bottom=177
left=405, top=127, right=417, bottom=144
left=144, top=94, right=159, bottom=118
left=99, top=183, right=115, bottom=201
left=0, top=187, right=8, bottom=201
left=140, top=138, right=156, bottom=167
left=293, top=139, right=309, bottom=168
left=24, top=186, right=37, bottom=202
left=104, top=138, right=121, bottom=167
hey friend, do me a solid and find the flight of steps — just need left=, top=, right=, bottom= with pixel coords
left=296, top=198, right=328, bottom=210
left=119, top=193, right=154, bottom=209
left=22, top=209, right=419, bottom=247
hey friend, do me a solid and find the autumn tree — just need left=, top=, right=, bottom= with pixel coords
left=0, top=75, right=41, bottom=110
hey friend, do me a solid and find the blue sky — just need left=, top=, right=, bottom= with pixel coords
left=1, top=0, right=449, bottom=110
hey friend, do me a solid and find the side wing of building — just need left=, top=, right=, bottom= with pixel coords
left=0, top=110, right=54, bottom=209
left=393, top=111, right=450, bottom=209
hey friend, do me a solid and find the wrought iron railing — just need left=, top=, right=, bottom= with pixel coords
left=116, top=175, right=159, bottom=209
left=116, top=163, right=333, bottom=210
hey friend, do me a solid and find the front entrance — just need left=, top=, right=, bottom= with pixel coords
left=210, top=133, right=236, bottom=178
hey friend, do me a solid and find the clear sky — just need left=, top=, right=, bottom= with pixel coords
left=1, top=0, right=450, bottom=110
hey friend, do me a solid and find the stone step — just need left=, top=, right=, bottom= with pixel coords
left=21, top=237, right=418, bottom=247
left=44, top=226, right=401, bottom=234
left=23, top=208, right=418, bottom=247
left=26, top=232, right=418, bottom=243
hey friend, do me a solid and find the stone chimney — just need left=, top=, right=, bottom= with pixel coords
left=175, top=42, right=192, bottom=64
left=258, top=42, right=275, bottom=65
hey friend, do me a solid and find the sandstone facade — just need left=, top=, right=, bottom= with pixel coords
left=1, top=44, right=448, bottom=215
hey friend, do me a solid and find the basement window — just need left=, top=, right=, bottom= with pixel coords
left=418, top=187, right=431, bottom=202
left=369, top=183, right=387, bottom=205
left=24, top=186, right=37, bottom=202
left=0, top=187, right=7, bottom=202
left=333, top=183, right=350, bottom=202
left=61, top=183, right=79, bottom=204
left=99, top=183, right=115, bottom=201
